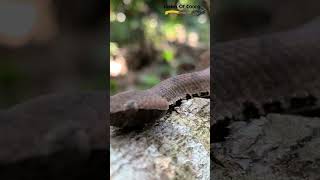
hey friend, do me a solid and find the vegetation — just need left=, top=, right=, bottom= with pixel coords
left=110, top=0, right=210, bottom=94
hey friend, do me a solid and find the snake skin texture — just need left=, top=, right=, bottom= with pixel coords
left=212, top=17, right=320, bottom=122
left=110, top=68, right=210, bottom=128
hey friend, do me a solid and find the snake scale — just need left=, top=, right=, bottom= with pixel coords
left=110, top=68, right=210, bottom=128
left=111, top=17, right=320, bottom=128
left=213, top=17, right=320, bottom=122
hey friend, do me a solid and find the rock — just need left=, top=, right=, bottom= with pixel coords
left=212, top=114, right=320, bottom=180
left=110, top=98, right=210, bottom=180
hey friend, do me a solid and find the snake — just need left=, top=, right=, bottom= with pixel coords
left=213, top=16, right=320, bottom=122
left=110, top=68, right=210, bottom=128
left=111, top=17, right=320, bottom=128
left=0, top=92, right=107, bottom=163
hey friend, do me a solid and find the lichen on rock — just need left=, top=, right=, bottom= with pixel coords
left=110, top=98, right=210, bottom=180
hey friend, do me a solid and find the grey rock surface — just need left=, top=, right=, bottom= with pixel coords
left=212, top=114, right=320, bottom=180
left=110, top=98, right=210, bottom=180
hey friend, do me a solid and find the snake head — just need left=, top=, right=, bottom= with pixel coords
left=110, top=90, right=169, bottom=128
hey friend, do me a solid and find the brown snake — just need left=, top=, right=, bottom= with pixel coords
left=110, top=68, right=210, bottom=128
left=213, top=16, right=320, bottom=122
left=111, top=17, right=320, bottom=128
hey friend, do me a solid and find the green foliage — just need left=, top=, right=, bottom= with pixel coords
left=110, top=79, right=118, bottom=94
left=138, top=74, right=161, bottom=89
left=162, top=49, right=175, bottom=62
left=110, top=0, right=209, bottom=93
left=0, top=61, right=21, bottom=88
left=110, top=0, right=209, bottom=45
left=110, top=42, right=119, bottom=55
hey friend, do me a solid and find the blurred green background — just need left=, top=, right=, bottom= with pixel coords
left=110, top=0, right=210, bottom=95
